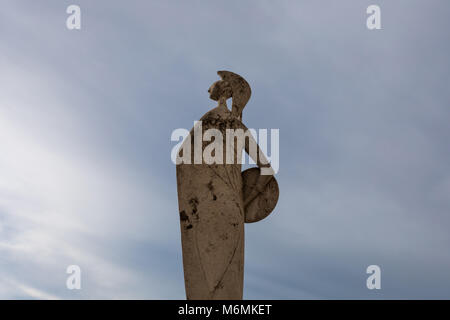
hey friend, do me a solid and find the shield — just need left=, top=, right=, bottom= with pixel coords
left=242, top=168, right=279, bottom=223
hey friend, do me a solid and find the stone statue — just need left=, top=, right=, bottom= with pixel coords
left=176, top=71, right=279, bottom=299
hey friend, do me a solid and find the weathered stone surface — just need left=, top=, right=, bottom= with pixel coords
left=176, top=71, right=278, bottom=300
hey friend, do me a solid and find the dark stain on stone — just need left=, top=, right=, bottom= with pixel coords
left=207, top=181, right=217, bottom=200
left=189, top=197, right=199, bottom=215
left=186, top=224, right=193, bottom=230
left=190, top=197, right=199, bottom=205
left=180, top=210, right=189, bottom=221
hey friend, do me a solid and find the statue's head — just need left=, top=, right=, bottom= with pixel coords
left=208, top=80, right=232, bottom=101
left=216, top=71, right=251, bottom=120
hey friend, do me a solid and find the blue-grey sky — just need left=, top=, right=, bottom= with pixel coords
left=1, top=0, right=449, bottom=299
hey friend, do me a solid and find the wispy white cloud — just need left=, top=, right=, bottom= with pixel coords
left=0, top=58, right=182, bottom=298
left=1, top=0, right=450, bottom=299
left=0, top=278, right=60, bottom=300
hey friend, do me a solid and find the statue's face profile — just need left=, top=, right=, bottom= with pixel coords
left=208, top=81, right=231, bottom=101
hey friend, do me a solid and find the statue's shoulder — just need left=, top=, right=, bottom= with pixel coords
left=200, top=108, right=232, bottom=126
left=200, top=108, right=218, bottom=120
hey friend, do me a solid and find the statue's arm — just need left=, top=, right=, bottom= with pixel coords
left=240, top=122, right=275, bottom=208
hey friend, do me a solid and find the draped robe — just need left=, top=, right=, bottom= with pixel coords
left=176, top=106, right=247, bottom=299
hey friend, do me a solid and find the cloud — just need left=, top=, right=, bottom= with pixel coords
left=1, top=0, right=449, bottom=299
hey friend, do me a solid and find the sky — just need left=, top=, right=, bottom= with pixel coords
left=1, top=0, right=449, bottom=299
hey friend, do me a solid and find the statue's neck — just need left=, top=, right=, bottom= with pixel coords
left=217, top=97, right=228, bottom=109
